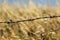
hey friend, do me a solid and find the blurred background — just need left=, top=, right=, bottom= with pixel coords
left=0, top=0, right=60, bottom=7
left=0, top=0, right=57, bottom=6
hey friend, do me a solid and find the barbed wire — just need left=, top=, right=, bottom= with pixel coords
left=0, top=15, right=60, bottom=39
left=0, top=15, right=60, bottom=24
left=0, top=15, right=59, bottom=33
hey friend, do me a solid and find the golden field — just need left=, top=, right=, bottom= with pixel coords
left=0, top=1, right=60, bottom=40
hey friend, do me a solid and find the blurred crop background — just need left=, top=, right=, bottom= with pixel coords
left=0, top=0, right=60, bottom=40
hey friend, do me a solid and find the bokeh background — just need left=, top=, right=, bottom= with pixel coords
left=0, top=0, right=59, bottom=7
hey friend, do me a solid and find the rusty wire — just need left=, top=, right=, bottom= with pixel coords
left=0, top=15, right=60, bottom=33
left=0, top=15, right=60, bottom=24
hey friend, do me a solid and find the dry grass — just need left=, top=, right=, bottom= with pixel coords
left=0, top=1, right=60, bottom=40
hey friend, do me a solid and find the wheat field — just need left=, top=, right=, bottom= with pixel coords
left=0, top=1, right=60, bottom=40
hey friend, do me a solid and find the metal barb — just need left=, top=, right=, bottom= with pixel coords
left=0, top=15, right=60, bottom=24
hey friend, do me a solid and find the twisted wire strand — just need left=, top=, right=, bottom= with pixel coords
left=0, top=15, right=60, bottom=24
left=2, top=15, right=59, bottom=32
